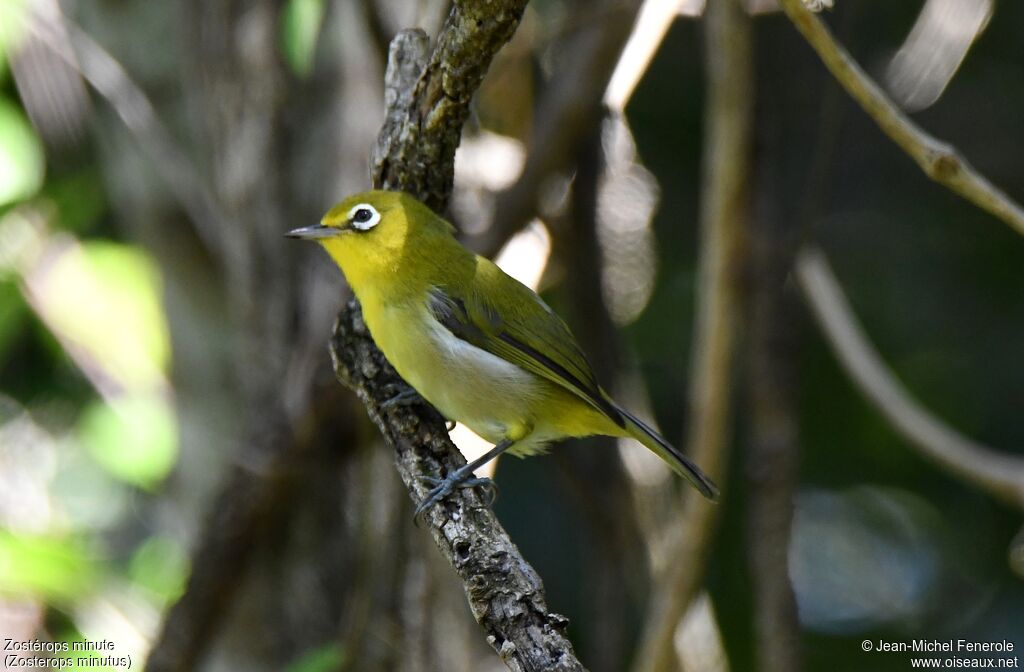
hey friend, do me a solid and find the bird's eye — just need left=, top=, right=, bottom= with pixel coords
left=347, top=203, right=380, bottom=231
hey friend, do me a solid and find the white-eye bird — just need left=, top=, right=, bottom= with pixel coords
left=288, top=190, right=718, bottom=514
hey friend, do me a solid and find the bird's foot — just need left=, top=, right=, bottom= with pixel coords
left=414, top=468, right=498, bottom=518
left=380, top=383, right=423, bottom=409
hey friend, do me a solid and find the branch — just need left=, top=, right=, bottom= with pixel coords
left=330, top=7, right=588, bottom=669
left=370, top=3, right=530, bottom=212
left=777, top=0, right=1024, bottom=238
left=795, top=246, right=1024, bottom=509
left=744, top=159, right=804, bottom=672
left=631, top=0, right=753, bottom=668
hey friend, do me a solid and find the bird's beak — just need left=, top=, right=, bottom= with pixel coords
left=285, top=223, right=343, bottom=240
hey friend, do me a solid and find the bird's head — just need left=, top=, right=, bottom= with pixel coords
left=287, top=190, right=454, bottom=292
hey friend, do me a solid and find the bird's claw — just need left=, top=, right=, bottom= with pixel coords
left=414, top=471, right=498, bottom=519
left=470, top=477, right=499, bottom=506
left=380, top=383, right=422, bottom=409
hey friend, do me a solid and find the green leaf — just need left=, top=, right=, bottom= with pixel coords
left=281, top=0, right=325, bottom=77
left=0, top=96, right=45, bottom=206
left=0, top=530, right=99, bottom=601
left=285, top=644, right=347, bottom=672
left=77, top=395, right=177, bottom=490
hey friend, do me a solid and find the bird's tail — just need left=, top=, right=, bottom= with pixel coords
left=616, top=404, right=719, bottom=501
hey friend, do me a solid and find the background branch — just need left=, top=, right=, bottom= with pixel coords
left=777, top=0, right=1024, bottom=238
left=472, top=0, right=643, bottom=257
left=631, top=0, right=752, bottom=668
left=744, top=151, right=804, bottom=672
left=328, top=5, right=588, bottom=669
left=796, top=246, right=1024, bottom=509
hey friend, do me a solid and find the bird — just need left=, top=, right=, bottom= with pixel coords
left=288, top=190, right=718, bottom=515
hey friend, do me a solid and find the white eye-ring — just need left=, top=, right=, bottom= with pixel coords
left=348, top=203, right=381, bottom=231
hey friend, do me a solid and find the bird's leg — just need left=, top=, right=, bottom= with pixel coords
left=380, top=382, right=423, bottom=409
left=381, top=383, right=458, bottom=429
left=414, top=438, right=515, bottom=517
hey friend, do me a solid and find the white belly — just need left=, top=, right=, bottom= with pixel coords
left=372, top=304, right=540, bottom=444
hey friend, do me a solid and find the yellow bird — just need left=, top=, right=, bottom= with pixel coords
left=288, top=190, right=718, bottom=514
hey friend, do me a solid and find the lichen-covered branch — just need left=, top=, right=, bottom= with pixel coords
left=329, top=5, right=587, bottom=670
left=631, top=0, right=752, bottom=668
left=796, top=247, right=1024, bottom=510
left=777, top=0, right=1024, bottom=238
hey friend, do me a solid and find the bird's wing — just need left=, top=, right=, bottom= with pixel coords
left=427, top=260, right=625, bottom=428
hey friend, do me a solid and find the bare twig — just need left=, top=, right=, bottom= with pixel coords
left=330, top=5, right=588, bottom=669
left=777, top=0, right=1024, bottom=238
left=796, top=247, right=1024, bottom=509
left=604, top=0, right=687, bottom=114
left=631, top=0, right=752, bottom=669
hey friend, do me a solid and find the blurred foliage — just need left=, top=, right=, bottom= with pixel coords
left=0, top=0, right=1021, bottom=670
left=0, top=530, right=100, bottom=602
left=34, top=241, right=170, bottom=391
left=285, top=644, right=348, bottom=672
left=282, top=0, right=327, bottom=78
left=0, top=0, right=30, bottom=78
left=128, top=535, right=187, bottom=605
left=0, top=98, right=44, bottom=206
left=78, top=396, right=176, bottom=490
left=0, top=279, right=28, bottom=359
left=43, top=170, right=108, bottom=235
left=0, top=8, right=179, bottom=654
